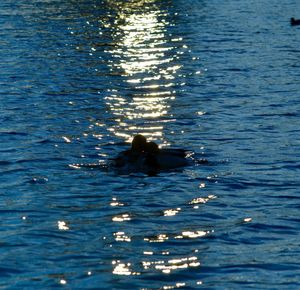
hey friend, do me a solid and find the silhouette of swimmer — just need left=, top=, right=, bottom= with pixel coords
left=71, top=135, right=208, bottom=174
left=145, top=141, right=189, bottom=170
left=113, top=135, right=200, bottom=172
left=114, top=134, right=147, bottom=168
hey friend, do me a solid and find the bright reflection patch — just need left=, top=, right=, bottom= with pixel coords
left=143, top=251, right=154, bottom=255
left=103, top=2, right=185, bottom=142
left=114, top=231, right=131, bottom=242
left=189, top=195, right=217, bottom=205
left=144, top=234, right=169, bottom=243
left=62, top=136, right=71, bottom=143
left=163, top=208, right=181, bottom=216
left=60, top=279, right=67, bottom=285
left=57, top=221, right=69, bottom=231
left=110, top=197, right=124, bottom=207
left=112, top=213, right=131, bottom=222
left=175, top=231, right=209, bottom=239
left=112, top=260, right=140, bottom=276
left=142, top=256, right=200, bottom=274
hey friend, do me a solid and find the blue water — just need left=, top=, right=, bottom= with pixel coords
left=1, top=0, right=300, bottom=289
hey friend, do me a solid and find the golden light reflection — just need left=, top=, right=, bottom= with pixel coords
left=144, top=228, right=212, bottom=243
left=142, top=256, right=200, bottom=274
left=144, top=233, right=169, bottom=243
left=112, top=260, right=140, bottom=276
left=114, top=231, right=131, bottom=242
left=110, top=197, right=124, bottom=207
left=112, top=213, right=131, bottom=222
left=143, top=251, right=154, bottom=255
left=62, top=136, right=71, bottom=143
left=57, top=221, right=69, bottom=231
left=162, top=283, right=186, bottom=289
left=175, top=230, right=211, bottom=239
left=189, top=194, right=217, bottom=208
left=163, top=207, right=181, bottom=216
left=103, top=1, right=184, bottom=143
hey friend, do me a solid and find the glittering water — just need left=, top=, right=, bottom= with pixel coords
left=1, top=0, right=300, bottom=289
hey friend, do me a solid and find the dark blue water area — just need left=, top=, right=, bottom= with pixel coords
left=1, top=0, right=300, bottom=289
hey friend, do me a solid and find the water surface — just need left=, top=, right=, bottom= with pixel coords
left=1, top=0, right=300, bottom=289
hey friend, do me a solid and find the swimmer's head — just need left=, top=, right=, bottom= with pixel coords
left=131, top=134, right=147, bottom=152
left=146, top=141, right=160, bottom=154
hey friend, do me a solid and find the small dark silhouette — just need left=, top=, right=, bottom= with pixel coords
left=113, top=134, right=194, bottom=173
left=291, top=17, right=300, bottom=26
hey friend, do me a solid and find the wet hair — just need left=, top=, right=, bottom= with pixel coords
left=131, top=134, right=147, bottom=152
left=146, top=141, right=159, bottom=154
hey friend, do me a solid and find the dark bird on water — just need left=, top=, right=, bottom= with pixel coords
left=291, top=17, right=300, bottom=26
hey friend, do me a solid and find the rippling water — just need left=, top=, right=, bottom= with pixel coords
left=1, top=0, right=300, bottom=288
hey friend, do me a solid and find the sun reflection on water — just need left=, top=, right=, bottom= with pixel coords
left=102, top=0, right=185, bottom=143
left=163, top=207, right=181, bottom=216
left=114, top=231, right=131, bottom=242
left=112, top=213, right=131, bottom=222
left=57, top=220, right=70, bottom=231
left=112, top=260, right=140, bottom=276
left=142, top=255, right=200, bottom=274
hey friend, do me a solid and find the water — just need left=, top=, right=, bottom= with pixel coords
left=1, top=0, right=300, bottom=288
